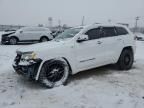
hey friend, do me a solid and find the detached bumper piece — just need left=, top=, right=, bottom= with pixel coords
left=13, top=53, right=42, bottom=79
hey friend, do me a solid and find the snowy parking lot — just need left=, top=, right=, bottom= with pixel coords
left=0, top=32, right=144, bottom=108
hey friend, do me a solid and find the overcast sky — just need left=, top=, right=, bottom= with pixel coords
left=0, top=0, right=144, bottom=27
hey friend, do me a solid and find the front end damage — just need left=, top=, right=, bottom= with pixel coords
left=1, top=32, right=15, bottom=44
left=1, top=36, right=10, bottom=44
left=13, top=52, right=42, bottom=80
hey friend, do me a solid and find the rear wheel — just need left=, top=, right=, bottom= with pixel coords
left=117, top=49, right=134, bottom=70
left=9, top=37, right=18, bottom=45
left=40, top=37, right=49, bottom=42
left=39, top=59, right=70, bottom=88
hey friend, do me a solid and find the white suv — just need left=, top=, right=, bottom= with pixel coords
left=1, top=27, right=53, bottom=45
left=13, top=24, right=136, bottom=88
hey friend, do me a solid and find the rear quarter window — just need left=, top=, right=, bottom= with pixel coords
left=116, top=27, right=128, bottom=35
left=101, top=27, right=117, bottom=37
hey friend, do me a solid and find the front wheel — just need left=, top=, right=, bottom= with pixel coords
left=9, top=37, right=18, bottom=45
left=117, top=49, right=134, bottom=70
left=39, top=59, right=70, bottom=88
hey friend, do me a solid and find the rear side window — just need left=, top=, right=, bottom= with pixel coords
left=30, top=28, right=45, bottom=31
left=116, top=27, right=128, bottom=35
left=101, top=27, right=117, bottom=37
left=85, top=28, right=100, bottom=40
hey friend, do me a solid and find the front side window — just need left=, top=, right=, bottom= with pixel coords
left=28, top=28, right=44, bottom=31
left=116, top=27, right=128, bottom=35
left=22, top=27, right=46, bottom=32
left=55, top=28, right=82, bottom=40
left=101, top=27, right=117, bottom=37
left=34, top=28, right=45, bottom=31
left=85, top=28, right=100, bottom=40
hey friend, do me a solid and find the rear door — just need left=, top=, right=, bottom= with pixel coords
left=30, top=27, right=44, bottom=40
left=98, top=26, right=123, bottom=64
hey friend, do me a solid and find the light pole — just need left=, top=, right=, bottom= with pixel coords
left=81, top=16, right=85, bottom=26
left=48, top=17, right=53, bottom=28
left=134, top=16, right=140, bottom=33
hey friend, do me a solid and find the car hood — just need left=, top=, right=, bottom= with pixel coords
left=2, top=31, right=16, bottom=37
left=17, top=39, right=71, bottom=53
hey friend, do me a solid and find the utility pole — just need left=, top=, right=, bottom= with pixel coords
left=81, top=16, right=85, bottom=26
left=58, top=19, right=61, bottom=31
left=48, top=17, right=53, bottom=28
left=58, top=19, right=61, bottom=26
left=134, top=16, right=140, bottom=33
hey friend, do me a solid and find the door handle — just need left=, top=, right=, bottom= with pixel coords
left=97, top=41, right=102, bottom=44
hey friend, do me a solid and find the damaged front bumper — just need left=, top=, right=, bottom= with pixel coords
left=13, top=58, right=42, bottom=80
left=1, top=36, right=10, bottom=44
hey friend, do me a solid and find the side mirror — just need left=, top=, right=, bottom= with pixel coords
left=20, top=31, right=23, bottom=34
left=77, top=35, right=89, bottom=43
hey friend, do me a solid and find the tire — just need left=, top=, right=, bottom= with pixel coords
left=9, top=37, right=18, bottom=45
left=117, top=49, right=134, bottom=70
left=39, top=59, right=70, bottom=88
left=40, top=37, right=49, bottom=42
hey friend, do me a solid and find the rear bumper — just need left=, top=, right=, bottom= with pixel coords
left=13, top=59, right=42, bottom=80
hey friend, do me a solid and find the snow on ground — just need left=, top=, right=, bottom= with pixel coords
left=0, top=34, right=144, bottom=108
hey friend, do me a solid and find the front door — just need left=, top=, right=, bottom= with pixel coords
left=19, top=28, right=38, bottom=41
left=75, top=27, right=103, bottom=71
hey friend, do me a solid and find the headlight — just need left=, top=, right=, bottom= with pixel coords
left=21, top=52, right=37, bottom=60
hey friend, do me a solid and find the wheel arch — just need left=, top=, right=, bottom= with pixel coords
left=35, top=57, right=73, bottom=80
left=62, top=57, right=72, bottom=74
left=40, top=36, right=49, bottom=41
left=117, top=46, right=134, bottom=63
left=116, top=46, right=134, bottom=70
left=10, top=36, right=19, bottom=41
left=122, top=46, right=134, bottom=54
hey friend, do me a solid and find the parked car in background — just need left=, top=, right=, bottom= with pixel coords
left=13, top=24, right=136, bottom=88
left=1, top=27, right=53, bottom=45
left=135, top=32, right=144, bottom=41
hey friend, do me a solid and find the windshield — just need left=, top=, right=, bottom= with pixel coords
left=55, top=28, right=82, bottom=40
